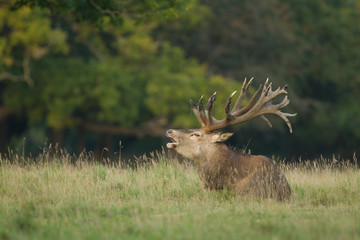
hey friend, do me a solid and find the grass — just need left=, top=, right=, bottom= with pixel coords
left=0, top=149, right=359, bottom=240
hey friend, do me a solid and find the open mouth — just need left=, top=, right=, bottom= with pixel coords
left=166, top=137, right=178, bottom=149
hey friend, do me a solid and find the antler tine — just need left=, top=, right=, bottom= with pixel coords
left=197, top=95, right=209, bottom=124
left=225, top=91, right=237, bottom=120
left=279, top=95, right=290, bottom=108
left=263, top=84, right=289, bottom=103
left=197, top=95, right=204, bottom=111
left=190, top=97, right=207, bottom=128
left=260, top=115, right=273, bottom=128
left=232, top=77, right=254, bottom=112
left=205, top=92, right=217, bottom=123
left=265, top=82, right=272, bottom=97
left=259, top=78, right=271, bottom=98
left=275, top=111, right=297, bottom=133
left=232, top=84, right=263, bottom=117
left=232, top=78, right=247, bottom=111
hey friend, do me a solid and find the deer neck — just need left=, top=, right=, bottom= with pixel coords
left=195, top=143, right=230, bottom=168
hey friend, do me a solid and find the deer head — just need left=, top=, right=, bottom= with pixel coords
left=166, top=129, right=234, bottom=162
left=166, top=78, right=297, bottom=162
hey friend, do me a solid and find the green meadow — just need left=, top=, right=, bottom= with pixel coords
left=0, top=151, right=359, bottom=240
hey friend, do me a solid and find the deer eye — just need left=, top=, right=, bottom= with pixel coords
left=191, top=133, right=201, bottom=137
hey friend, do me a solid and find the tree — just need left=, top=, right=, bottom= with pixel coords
left=0, top=1, right=68, bottom=150
left=0, top=0, right=239, bottom=155
left=154, top=0, right=294, bottom=80
left=0, top=3, right=68, bottom=86
left=282, top=0, right=360, bottom=156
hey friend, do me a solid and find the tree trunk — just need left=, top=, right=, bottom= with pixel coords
left=0, top=105, right=12, bottom=153
left=0, top=119, right=7, bottom=152
left=50, top=128, right=65, bottom=148
left=94, top=133, right=113, bottom=160
left=77, top=126, right=86, bottom=154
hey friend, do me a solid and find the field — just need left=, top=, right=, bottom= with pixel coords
left=0, top=150, right=359, bottom=240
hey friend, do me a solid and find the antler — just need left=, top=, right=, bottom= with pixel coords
left=190, top=78, right=297, bottom=133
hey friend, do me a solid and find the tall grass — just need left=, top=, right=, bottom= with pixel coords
left=0, top=148, right=359, bottom=240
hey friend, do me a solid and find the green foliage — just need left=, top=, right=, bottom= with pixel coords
left=156, top=0, right=294, bottom=79
left=3, top=17, right=236, bottom=130
left=145, top=43, right=238, bottom=128
left=1, top=0, right=238, bottom=133
left=284, top=0, right=360, bottom=153
left=1, top=0, right=360, bottom=157
left=16, top=0, right=198, bottom=24
left=0, top=4, right=68, bottom=68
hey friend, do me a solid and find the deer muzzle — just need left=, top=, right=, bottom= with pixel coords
left=166, top=129, right=178, bottom=149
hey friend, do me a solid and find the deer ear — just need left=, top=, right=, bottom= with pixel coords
left=211, top=131, right=234, bottom=143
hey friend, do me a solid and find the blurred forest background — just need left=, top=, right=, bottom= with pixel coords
left=0, top=0, right=359, bottom=161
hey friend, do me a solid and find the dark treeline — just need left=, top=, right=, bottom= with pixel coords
left=0, top=0, right=359, bottom=160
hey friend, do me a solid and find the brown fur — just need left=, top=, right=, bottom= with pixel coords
left=166, top=128, right=291, bottom=201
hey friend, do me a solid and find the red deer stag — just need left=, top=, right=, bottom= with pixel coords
left=166, top=78, right=296, bottom=201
